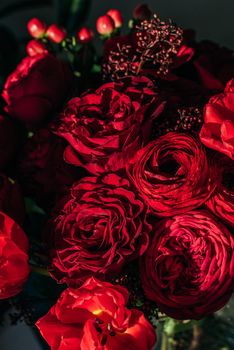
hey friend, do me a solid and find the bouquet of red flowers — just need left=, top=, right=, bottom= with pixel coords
left=0, top=3, right=233, bottom=350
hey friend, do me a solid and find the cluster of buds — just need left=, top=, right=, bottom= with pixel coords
left=103, top=14, right=184, bottom=81
left=26, top=17, right=94, bottom=56
left=152, top=106, right=203, bottom=139
left=136, top=14, right=183, bottom=76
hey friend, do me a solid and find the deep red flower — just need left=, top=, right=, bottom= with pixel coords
left=18, top=128, right=81, bottom=210
left=36, top=277, right=156, bottom=350
left=49, top=173, right=151, bottom=286
left=200, top=79, right=234, bottom=160
left=2, top=53, right=72, bottom=125
left=0, top=173, right=25, bottom=225
left=127, top=132, right=215, bottom=216
left=53, top=76, right=165, bottom=174
left=206, top=154, right=234, bottom=226
left=0, top=211, right=29, bottom=299
left=140, top=210, right=234, bottom=319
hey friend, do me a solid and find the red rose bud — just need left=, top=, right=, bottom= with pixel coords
left=133, top=4, right=152, bottom=21
left=96, top=15, right=115, bottom=35
left=77, top=27, right=94, bottom=43
left=26, top=40, right=48, bottom=56
left=107, top=9, right=123, bottom=28
left=46, top=24, right=66, bottom=43
left=27, top=17, right=46, bottom=38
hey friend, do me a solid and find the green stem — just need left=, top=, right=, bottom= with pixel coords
left=161, top=332, right=168, bottom=350
left=30, top=265, right=50, bottom=277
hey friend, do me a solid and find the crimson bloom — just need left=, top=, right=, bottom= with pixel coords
left=53, top=76, right=165, bottom=174
left=2, top=53, right=72, bottom=125
left=0, top=212, right=29, bottom=299
left=140, top=210, right=234, bottom=320
left=49, top=173, right=151, bottom=286
left=127, top=132, right=215, bottom=216
left=36, top=277, right=156, bottom=350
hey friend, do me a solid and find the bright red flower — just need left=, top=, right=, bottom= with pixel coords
left=36, top=277, right=156, bottom=350
left=53, top=76, right=165, bottom=174
left=0, top=212, right=29, bottom=299
left=200, top=79, right=234, bottom=160
left=140, top=210, right=234, bottom=320
left=127, top=132, right=215, bottom=216
left=49, top=173, right=151, bottom=286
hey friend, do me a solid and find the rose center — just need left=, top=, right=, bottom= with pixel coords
left=158, top=156, right=180, bottom=176
left=93, top=317, right=116, bottom=346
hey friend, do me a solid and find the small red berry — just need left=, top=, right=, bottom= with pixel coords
left=77, top=27, right=94, bottom=43
left=96, top=15, right=115, bottom=35
left=27, top=18, right=46, bottom=38
left=133, top=4, right=152, bottom=21
left=26, top=40, right=48, bottom=56
left=46, top=24, right=66, bottom=43
left=107, top=9, right=123, bottom=28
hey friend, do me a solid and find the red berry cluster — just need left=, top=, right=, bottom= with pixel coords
left=96, top=9, right=123, bottom=36
left=27, top=18, right=94, bottom=56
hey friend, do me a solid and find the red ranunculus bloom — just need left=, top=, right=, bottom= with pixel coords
left=49, top=173, right=151, bottom=285
left=0, top=115, right=22, bottom=170
left=0, top=211, right=29, bottom=299
left=36, top=277, right=156, bottom=350
left=18, top=128, right=83, bottom=210
left=0, top=173, right=25, bottom=224
left=127, top=132, right=215, bottom=216
left=140, top=210, right=234, bottom=320
left=2, top=53, right=72, bottom=125
left=53, top=76, right=165, bottom=174
left=200, top=79, right=234, bottom=159
left=206, top=154, right=234, bottom=226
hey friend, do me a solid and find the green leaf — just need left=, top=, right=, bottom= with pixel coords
left=55, top=0, right=92, bottom=33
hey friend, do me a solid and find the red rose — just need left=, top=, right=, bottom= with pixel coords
left=2, top=53, right=72, bottom=125
left=127, top=132, right=215, bottom=216
left=0, top=115, right=22, bottom=170
left=36, top=277, right=156, bottom=350
left=140, top=210, right=234, bottom=320
left=49, top=173, right=151, bottom=285
left=0, top=211, right=29, bottom=299
left=18, top=129, right=82, bottom=209
left=200, top=79, right=234, bottom=160
left=0, top=173, right=25, bottom=224
left=206, top=155, right=234, bottom=226
left=53, top=76, right=165, bottom=174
